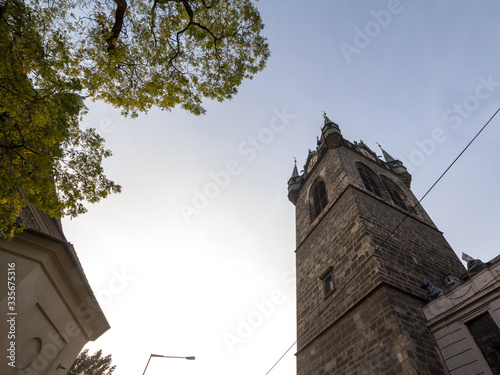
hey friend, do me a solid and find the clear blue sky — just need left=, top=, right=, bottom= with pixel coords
left=62, top=1, right=500, bottom=374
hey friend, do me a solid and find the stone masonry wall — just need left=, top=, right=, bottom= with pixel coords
left=297, top=285, right=448, bottom=375
left=352, top=187, right=466, bottom=296
left=295, top=187, right=382, bottom=348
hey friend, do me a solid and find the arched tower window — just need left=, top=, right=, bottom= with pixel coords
left=311, top=180, right=328, bottom=219
left=357, top=165, right=382, bottom=197
left=382, top=179, right=408, bottom=210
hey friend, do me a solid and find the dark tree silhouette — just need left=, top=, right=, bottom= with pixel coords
left=68, top=349, right=116, bottom=375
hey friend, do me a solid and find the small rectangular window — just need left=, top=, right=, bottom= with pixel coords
left=324, top=275, right=334, bottom=293
left=444, top=275, right=456, bottom=285
left=320, top=267, right=335, bottom=297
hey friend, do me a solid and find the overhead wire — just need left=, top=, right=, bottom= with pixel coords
left=264, top=341, right=297, bottom=375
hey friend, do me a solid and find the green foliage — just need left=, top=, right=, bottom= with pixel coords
left=81, top=0, right=270, bottom=116
left=68, top=349, right=116, bottom=375
left=0, top=0, right=269, bottom=237
left=1, top=0, right=269, bottom=116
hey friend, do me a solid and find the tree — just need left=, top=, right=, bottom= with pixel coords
left=0, top=0, right=269, bottom=237
left=68, top=349, right=116, bottom=375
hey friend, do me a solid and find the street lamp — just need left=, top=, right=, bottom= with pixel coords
left=142, top=354, right=195, bottom=375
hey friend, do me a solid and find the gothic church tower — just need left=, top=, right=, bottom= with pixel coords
left=288, top=115, right=465, bottom=374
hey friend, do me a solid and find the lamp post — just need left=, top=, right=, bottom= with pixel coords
left=142, top=354, right=195, bottom=375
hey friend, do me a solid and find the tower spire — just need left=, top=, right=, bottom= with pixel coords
left=290, top=158, right=299, bottom=178
left=377, top=143, right=412, bottom=187
left=377, top=143, right=397, bottom=163
left=287, top=158, right=301, bottom=204
left=323, top=112, right=334, bottom=126
left=321, top=112, right=342, bottom=148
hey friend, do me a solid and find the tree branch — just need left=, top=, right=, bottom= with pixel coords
left=165, top=0, right=224, bottom=68
left=106, top=0, right=128, bottom=51
left=181, top=0, right=221, bottom=53
left=181, top=0, right=194, bottom=19
left=0, top=3, right=8, bottom=22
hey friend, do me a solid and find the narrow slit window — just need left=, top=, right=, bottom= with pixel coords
left=321, top=267, right=335, bottom=297
left=324, top=275, right=334, bottom=294
left=312, top=180, right=328, bottom=218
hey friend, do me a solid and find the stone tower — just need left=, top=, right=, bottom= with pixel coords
left=288, top=115, right=466, bottom=374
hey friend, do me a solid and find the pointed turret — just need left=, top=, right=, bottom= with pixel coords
left=321, top=112, right=343, bottom=149
left=290, top=159, right=299, bottom=179
left=288, top=159, right=302, bottom=205
left=379, top=146, right=397, bottom=163
left=323, top=113, right=335, bottom=126
left=378, top=144, right=412, bottom=187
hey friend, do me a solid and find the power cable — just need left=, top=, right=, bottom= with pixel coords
left=264, top=341, right=296, bottom=375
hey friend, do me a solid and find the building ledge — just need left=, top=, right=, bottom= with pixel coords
left=422, top=257, right=500, bottom=325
